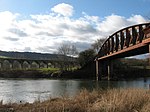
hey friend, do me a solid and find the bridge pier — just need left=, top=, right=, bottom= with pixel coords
left=96, top=59, right=113, bottom=81
left=107, top=60, right=113, bottom=81
left=96, top=60, right=98, bottom=80
left=96, top=60, right=110, bottom=81
left=107, top=63, right=110, bottom=81
left=95, top=59, right=103, bottom=81
left=96, top=60, right=99, bottom=81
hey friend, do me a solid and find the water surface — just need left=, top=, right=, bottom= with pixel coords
left=0, top=78, right=150, bottom=103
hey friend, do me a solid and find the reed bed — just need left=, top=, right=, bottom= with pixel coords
left=0, top=88, right=150, bottom=112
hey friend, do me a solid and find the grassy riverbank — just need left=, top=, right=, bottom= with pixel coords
left=0, top=67, right=94, bottom=79
left=0, top=68, right=61, bottom=78
left=0, top=88, right=150, bottom=112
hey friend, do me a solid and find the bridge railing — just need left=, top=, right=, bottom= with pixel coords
left=98, top=22, right=150, bottom=58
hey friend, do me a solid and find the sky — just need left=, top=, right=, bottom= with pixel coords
left=0, top=0, right=150, bottom=54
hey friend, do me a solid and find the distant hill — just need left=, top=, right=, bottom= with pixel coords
left=0, top=50, right=75, bottom=61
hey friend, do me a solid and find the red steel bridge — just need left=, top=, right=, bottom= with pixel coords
left=95, top=22, right=150, bottom=80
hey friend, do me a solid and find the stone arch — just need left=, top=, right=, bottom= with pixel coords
left=31, top=61, right=39, bottom=69
left=54, top=62, right=61, bottom=68
left=3, top=60, right=12, bottom=70
left=12, top=60, right=22, bottom=69
left=22, top=61, right=30, bottom=69
left=40, top=61, right=48, bottom=68
left=48, top=62, right=53, bottom=68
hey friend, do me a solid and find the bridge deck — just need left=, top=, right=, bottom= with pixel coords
left=97, top=23, right=150, bottom=60
left=98, top=37, right=150, bottom=60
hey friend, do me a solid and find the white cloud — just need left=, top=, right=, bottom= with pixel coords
left=98, top=14, right=128, bottom=34
left=0, top=11, right=19, bottom=31
left=51, top=3, right=74, bottom=17
left=0, top=3, right=149, bottom=53
left=128, top=15, right=147, bottom=24
left=97, top=14, right=148, bottom=36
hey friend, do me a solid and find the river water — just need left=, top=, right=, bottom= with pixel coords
left=0, top=78, right=150, bottom=103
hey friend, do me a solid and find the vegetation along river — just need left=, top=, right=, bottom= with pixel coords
left=0, top=77, right=150, bottom=104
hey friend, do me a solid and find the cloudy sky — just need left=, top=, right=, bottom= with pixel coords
left=0, top=0, right=149, bottom=53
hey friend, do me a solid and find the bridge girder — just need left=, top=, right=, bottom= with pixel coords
left=96, top=22, right=150, bottom=60
left=95, top=22, right=150, bottom=81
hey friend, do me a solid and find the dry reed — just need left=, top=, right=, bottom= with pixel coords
left=0, top=88, right=150, bottom=112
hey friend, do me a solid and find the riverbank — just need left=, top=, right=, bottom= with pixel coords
left=0, top=65, right=150, bottom=80
left=0, top=88, right=149, bottom=112
left=0, top=67, right=63, bottom=79
left=0, top=70, right=52, bottom=78
left=0, top=67, right=95, bottom=79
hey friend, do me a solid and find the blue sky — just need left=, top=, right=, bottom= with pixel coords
left=0, top=0, right=149, bottom=53
left=0, top=0, right=150, bottom=18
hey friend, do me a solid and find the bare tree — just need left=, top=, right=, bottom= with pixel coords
left=57, top=43, right=78, bottom=71
left=58, top=44, right=78, bottom=57
left=70, top=45, right=78, bottom=57
left=91, top=38, right=106, bottom=53
left=58, top=44, right=71, bottom=56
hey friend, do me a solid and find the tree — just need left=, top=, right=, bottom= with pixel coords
left=70, top=45, right=78, bottom=57
left=58, top=44, right=71, bottom=56
left=58, top=44, right=78, bottom=57
left=78, top=49, right=96, bottom=67
left=57, top=43, right=78, bottom=70
left=91, top=38, right=106, bottom=53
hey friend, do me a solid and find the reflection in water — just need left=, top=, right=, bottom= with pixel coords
left=0, top=77, right=150, bottom=103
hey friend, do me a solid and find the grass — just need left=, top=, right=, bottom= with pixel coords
left=131, top=65, right=150, bottom=69
left=0, top=88, right=150, bottom=112
left=0, top=67, right=60, bottom=73
left=0, top=56, right=9, bottom=58
left=38, top=67, right=60, bottom=73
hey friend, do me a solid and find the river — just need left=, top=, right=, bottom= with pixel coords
left=0, top=78, right=150, bottom=103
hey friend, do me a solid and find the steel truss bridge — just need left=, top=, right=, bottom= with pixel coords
left=95, top=22, right=150, bottom=80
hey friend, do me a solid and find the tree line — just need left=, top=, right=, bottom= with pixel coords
left=58, top=37, right=150, bottom=79
left=57, top=38, right=106, bottom=69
